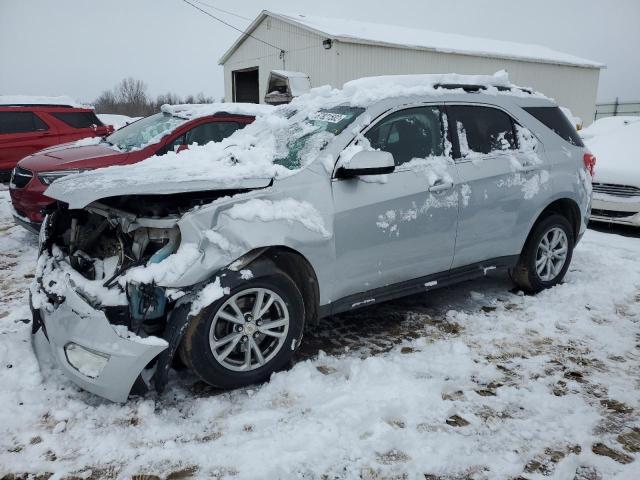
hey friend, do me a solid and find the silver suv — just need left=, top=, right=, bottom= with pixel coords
left=31, top=74, right=592, bottom=402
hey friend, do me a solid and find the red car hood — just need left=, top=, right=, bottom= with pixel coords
left=19, top=142, right=131, bottom=172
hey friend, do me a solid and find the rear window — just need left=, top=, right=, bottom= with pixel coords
left=523, top=106, right=584, bottom=147
left=51, top=111, right=104, bottom=129
left=0, top=111, right=48, bottom=134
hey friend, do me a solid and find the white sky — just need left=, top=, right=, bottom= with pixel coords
left=1, top=0, right=638, bottom=105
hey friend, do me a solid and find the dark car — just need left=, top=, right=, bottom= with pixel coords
left=10, top=103, right=271, bottom=232
left=0, top=100, right=113, bottom=181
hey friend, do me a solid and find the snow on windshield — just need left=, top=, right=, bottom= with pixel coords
left=105, top=112, right=187, bottom=152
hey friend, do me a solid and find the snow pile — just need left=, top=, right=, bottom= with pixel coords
left=581, top=117, right=640, bottom=186
left=97, top=114, right=141, bottom=130
left=270, top=11, right=604, bottom=68
left=0, top=95, right=92, bottom=108
left=0, top=190, right=639, bottom=478
left=161, top=102, right=274, bottom=120
left=122, top=243, right=202, bottom=285
left=225, top=198, right=331, bottom=237
left=71, top=137, right=102, bottom=147
left=31, top=247, right=127, bottom=309
left=189, top=277, right=228, bottom=316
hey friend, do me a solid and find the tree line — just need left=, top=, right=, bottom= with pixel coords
left=94, top=77, right=219, bottom=117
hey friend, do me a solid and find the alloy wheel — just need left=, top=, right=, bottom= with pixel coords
left=208, top=288, right=290, bottom=372
left=535, top=226, right=569, bottom=282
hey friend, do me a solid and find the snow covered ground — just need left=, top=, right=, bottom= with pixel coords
left=0, top=187, right=638, bottom=479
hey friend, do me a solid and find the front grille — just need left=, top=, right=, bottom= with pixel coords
left=591, top=208, right=636, bottom=219
left=592, top=182, right=640, bottom=197
left=11, top=167, right=33, bottom=188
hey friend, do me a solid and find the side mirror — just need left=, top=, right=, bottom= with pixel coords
left=335, top=150, right=395, bottom=178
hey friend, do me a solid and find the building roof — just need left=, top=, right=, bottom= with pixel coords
left=219, top=11, right=605, bottom=69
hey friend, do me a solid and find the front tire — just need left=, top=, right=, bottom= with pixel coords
left=180, top=272, right=304, bottom=389
left=511, top=214, right=574, bottom=293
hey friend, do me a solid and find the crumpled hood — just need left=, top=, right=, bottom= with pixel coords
left=45, top=171, right=273, bottom=209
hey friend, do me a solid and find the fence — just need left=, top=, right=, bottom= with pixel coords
left=594, top=98, right=640, bottom=120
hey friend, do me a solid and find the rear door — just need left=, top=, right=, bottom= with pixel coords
left=49, top=110, right=106, bottom=143
left=448, top=103, right=550, bottom=267
left=0, top=111, right=57, bottom=173
left=331, top=105, right=460, bottom=300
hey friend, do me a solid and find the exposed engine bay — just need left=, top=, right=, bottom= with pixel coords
left=36, top=202, right=183, bottom=338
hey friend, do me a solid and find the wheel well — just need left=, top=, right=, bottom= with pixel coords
left=535, top=198, right=581, bottom=244
left=259, top=246, right=321, bottom=328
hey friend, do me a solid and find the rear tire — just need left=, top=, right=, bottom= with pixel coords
left=511, top=214, right=574, bottom=293
left=180, top=271, right=304, bottom=389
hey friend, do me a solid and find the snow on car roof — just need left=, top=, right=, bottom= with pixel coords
left=0, top=95, right=92, bottom=108
left=160, top=103, right=274, bottom=120
left=266, top=12, right=604, bottom=69
left=45, top=72, right=549, bottom=208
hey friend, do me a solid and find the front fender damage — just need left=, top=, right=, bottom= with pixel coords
left=152, top=256, right=281, bottom=394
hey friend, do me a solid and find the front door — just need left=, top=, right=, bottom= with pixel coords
left=331, top=105, right=460, bottom=301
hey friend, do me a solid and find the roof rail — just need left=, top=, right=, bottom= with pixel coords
left=0, top=103, right=76, bottom=108
left=434, top=83, right=487, bottom=92
left=434, top=83, right=534, bottom=95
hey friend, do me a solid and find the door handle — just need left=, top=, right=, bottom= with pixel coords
left=428, top=181, right=454, bottom=193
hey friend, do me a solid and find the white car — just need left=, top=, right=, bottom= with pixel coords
left=582, top=116, right=640, bottom=226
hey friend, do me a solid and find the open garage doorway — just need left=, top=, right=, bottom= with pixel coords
left=232, top=67, right=259, bottom=103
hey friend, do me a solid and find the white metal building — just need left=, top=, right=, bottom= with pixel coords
left=219, top=11, right=604, bottom=124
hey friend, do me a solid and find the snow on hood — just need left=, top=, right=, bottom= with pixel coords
left=582, top=117, right=640, bottom=187
left=0, top=94, right=92, bottom=108
left=45, top=72, right=545, bottom=209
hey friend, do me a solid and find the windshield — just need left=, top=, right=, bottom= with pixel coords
left=275, top=106, right=364, bottom=169
left=105, top=112, right=186, bottom=152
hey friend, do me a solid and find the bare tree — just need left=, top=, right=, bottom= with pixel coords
left=94, top=78, right=216, bottom=117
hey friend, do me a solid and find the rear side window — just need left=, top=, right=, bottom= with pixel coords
left=364, top=106, right=446, bottom=166
left=449, top=105, right=517, bottom=157
left=0, top=111, right=49, bottom=134
left=523, top=106, right=584, bottom=147
left=51, top=111, right=103, bottom=129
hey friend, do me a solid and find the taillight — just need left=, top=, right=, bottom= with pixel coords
left=583, top=152, right=596, bottom=177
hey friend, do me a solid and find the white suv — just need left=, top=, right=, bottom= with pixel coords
left=31, top=73, right=593, bottom=402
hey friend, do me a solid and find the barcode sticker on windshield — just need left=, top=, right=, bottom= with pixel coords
left=308, top=112, right=347, bottom=123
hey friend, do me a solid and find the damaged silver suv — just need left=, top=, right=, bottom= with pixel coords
left=31, top=73, right=593, bottom=402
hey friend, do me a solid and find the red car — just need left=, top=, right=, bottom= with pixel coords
left=10, top=104, right=263, bottom=232
left=0, top=100, right=112, bottom=181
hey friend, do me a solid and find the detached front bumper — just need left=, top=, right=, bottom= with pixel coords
left=590, top=194, right=640, bottom=227
left=31, top=280, right=168, bottom=403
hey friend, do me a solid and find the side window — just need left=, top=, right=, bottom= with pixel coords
left=51, top=111, right=103, bottom=128
left=33, top=114, right=49, bottom=131
left=364, top=106, right=445, bottom=166
left=522, top=106, right=584, bottom=147
left=185, top=121, right=241, bottom=146
left=449, top=105, right=517, bottom=157
left=0, top=112, right=44, bottom=134
left=164, top=134, right=186, bottom=153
